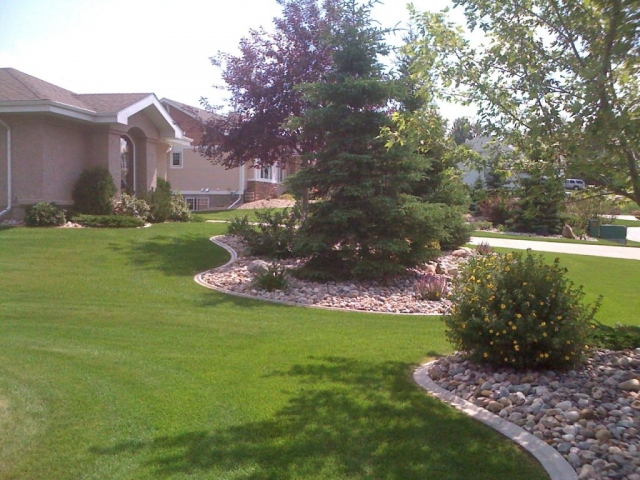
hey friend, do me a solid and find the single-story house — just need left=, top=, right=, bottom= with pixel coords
left=0, top=68, right=293, bottom=220
left=0, top=68, right=189, bottom=220
left=160, top=98, right=292, bottom=210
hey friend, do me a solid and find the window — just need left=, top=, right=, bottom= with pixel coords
left=259, top=165, right=272, bottom=180
left=171, top=150, right=183, bottom=169
left=185, top=197, right=195, bottom=210
left=196, top=197, right=209, bottom=211
left=277, top=167, right=285, bottom=183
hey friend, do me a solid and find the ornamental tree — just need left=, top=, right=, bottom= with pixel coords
left=411, top=0, right=640, bottom=205
left=199, top=0, right=338, bottom=171
left=292, top=0, right=451, bottom=280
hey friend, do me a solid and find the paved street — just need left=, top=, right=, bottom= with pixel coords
left=469, top=237, right=640, bottom=260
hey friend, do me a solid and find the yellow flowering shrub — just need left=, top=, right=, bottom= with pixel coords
left=444, top=251, right=601, bottom=370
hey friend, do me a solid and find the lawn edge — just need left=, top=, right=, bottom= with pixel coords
left=413, top=362, right=578, bottom=480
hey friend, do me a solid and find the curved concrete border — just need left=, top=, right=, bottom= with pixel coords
left=193, top=236, right=442, bottom=316
left=413, top=363, right=578, bottom=480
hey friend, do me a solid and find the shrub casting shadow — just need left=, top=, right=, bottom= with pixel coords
left=90, top=357, right=543, bottom=479
left=113, top=233, right=229, bottom=277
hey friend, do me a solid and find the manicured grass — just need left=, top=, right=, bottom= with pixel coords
left=0, top=223, right=548, bottom=480
left=488, top=249, right=640, bottom=328
left=473, top=230, right=640, bottom=247
left=195, top=207, right=288, bottom=222
left=608, top=218, right=640, bottom=227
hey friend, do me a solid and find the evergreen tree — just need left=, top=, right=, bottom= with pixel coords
left=509, top=175, right=566, bottom=235
left=293, top=0, right=445, bottom=279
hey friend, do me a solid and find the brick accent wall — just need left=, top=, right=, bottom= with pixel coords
left=245, top=181, right=278, bottom=201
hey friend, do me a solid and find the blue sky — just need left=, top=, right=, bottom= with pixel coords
left=0, top=0, right=473, bottom=120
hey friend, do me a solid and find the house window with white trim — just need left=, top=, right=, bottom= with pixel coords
left=196, top=198, right=209, bottom=211
left=259, top=165, right=272, bottom=180
left=171, top=150, right=183, bottom=169
left=277, top=166, right=285, bottom=182
left=185, top=197, right=195, bottom=210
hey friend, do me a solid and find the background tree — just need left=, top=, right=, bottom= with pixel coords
left=450, top=116, right=480, bottom=145
left=199, top=0, right=338, bottom=173
left=410, top=0, right=640, bottom=205
left=293, top=0, right=449, bottom=279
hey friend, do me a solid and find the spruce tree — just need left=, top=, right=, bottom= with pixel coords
left=293, top=0, right=446, bottom=280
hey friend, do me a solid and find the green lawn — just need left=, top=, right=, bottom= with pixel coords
left=0, top=223, right=549, bottom=480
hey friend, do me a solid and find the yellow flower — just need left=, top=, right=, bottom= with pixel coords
left=566, top=340, right=571, bottom=344
left=508, top=321, right=513, bottom=325
left=502, top=330, right=507, bottom=334
left=544, top=353, right=549, bottom=358
left=490, top=341, right=494, bottom=345
left=500, top=304, right=506, bottom=309
left=489, top=329, right=493, bottom=333
left=539, top=353, right=544, bottom=358
left=539, top=301, right=544, bottom=306
left=542, top=332, right=547, bottom=337
left=565, top=356, right=570, bottom=360
left=514, top=345, right=520, bottom=351
left=504, top=357, right=508, bottom=362
left=540, top=322, right=546, bottom=327
left=522, top=282, right=528, bottom=286
left=483, top=352, right=488, bottom=358
left=505, top=266, right=510, bottom=271
left=513, top=340, right=518, bottom=344
left=557, top=315, right=562, bottom=320
left=515, top=313, right=522, bottom=319
left=512, top=325, right=517, bottom=330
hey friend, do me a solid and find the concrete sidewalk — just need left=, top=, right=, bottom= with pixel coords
left=470, top=237, right=640, bottom=261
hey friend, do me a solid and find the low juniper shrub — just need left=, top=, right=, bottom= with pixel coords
left=254, top=264, right=289, bottom=292
left=73, top=214, right=144, bottom=228
left=445, top=250, right=601, bottom=370
left=228, top=207, right=301, bottom=259
left=113, top=193, right=150, bottom=221
left=415, top=274, right=448, bottom=301
left=24, top=202, right=66, bottom=227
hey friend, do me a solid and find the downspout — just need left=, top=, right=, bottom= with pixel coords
left=228, top=163, right=245, bottom=209
left=0, top=118, right=11, bottom=218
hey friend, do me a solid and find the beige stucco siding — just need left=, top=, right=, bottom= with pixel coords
left=168, top=148, right=242, bottom=194
left=8, top=116, right=45, bottom=206
left=41, top=119, right=90, bottom=204
left=0, top=119, right=7, bottom=209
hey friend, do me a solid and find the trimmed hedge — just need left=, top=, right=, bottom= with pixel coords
left=73, top=215, right=145, bottom=228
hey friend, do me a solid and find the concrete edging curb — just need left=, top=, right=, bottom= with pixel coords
left=193, top=235, right=441, bottom=316
left=413, top=362, right=578, bottom=480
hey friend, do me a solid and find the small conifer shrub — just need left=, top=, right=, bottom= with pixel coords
left=445, top=251, right=600, bottom=370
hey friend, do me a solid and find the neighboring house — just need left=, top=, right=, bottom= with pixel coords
left=161, top=98, right=293, bottom=210
left=461, top=135, right=522, bottom=188
left=0, top=68, right=188, bottom=220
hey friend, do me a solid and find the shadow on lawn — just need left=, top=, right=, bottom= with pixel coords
left=113, top=233, right=228, bottom=277
left=90, top=357, right=544, bottom=480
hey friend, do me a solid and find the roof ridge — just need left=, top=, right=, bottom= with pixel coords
left=5, top=68, right=41, bottom=100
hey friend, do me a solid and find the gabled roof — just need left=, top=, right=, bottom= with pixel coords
left=0, top=68, right=186, bottom=142
left=160, top=98, right=220, bottom=121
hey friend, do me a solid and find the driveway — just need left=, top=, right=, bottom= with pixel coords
left=469, top=237, right=640, bottom=261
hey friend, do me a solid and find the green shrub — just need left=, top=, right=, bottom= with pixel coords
left=228, top=207, right=301, bottom=259
left=146, top=178, right=173, bottom=223
left=169, top=192, right=192, bottom=222
left=113, top=193, right=150, bottom=221
left=73, top=214, right=144, bottom=228
left=72, top=166, right=117, bottom=215
left=477, top=194, right=516, bottom=226
left=254, top=264, right=289, bottom=291
left=445, top=251, right=601, bottom=370
left=24, top=202, right=66, bottom=227
left=508, top=176, right=565, bottom=235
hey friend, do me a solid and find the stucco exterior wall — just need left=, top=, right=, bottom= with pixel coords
left=164, top=106, right=204, bottom=144
left=6, top=116, right=45, bottom=207
left=0, top=119, right=7, bottom=210
left=168, top=148, right=242, bottom=195
left=41, top=118, right=90, bottom=204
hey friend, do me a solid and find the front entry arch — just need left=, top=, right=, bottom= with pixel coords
left=120, top=135, right=135, bottom=194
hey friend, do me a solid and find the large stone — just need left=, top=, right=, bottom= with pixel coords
left=619, top=379, right=640, bottom=392
left=247, top=260, right=270, bottom=274
left=486, top=401, right=503, bottom=413
left=562, top=224, right=576, bottom=239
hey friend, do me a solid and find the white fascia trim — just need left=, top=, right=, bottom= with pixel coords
left=0, top=100, right=116, bottom=123
left=116, top=94, right=184, bottom=139
left=164, top=137, right=192, bottom=147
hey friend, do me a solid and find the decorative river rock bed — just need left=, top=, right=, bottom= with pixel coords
left=199, top=235, right=640, bottom=479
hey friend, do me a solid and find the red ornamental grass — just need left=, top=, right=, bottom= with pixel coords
left=416, top=274, right=448, bottom=301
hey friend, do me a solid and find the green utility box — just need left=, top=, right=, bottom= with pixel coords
left=588, top=219, right=600, bottom=237
left=599, top=224, right=627, bottom=244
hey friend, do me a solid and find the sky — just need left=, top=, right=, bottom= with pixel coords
left=0, top=0, right=475, bottom=121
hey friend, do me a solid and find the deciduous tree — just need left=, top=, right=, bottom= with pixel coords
left=411, top=0, right=640, bottom=204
